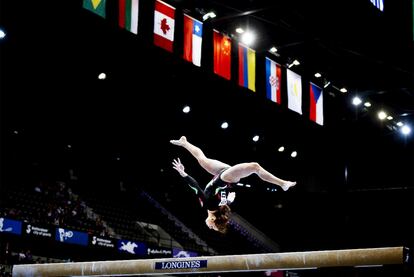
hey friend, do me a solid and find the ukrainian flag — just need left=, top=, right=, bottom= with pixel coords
left=238, top=44, right=256, bottom=92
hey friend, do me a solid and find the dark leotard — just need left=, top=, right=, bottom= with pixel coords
left=183, top=169, right=236, bottom=210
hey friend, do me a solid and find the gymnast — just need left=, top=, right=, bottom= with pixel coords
left=171, top=136, right=296, bottom=233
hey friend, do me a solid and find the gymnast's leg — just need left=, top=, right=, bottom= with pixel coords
left=220, top=162, right=296, bottom=191
left=170, top=136, right=230, bottom=176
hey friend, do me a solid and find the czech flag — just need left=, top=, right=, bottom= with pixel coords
left=310, top=82, right=324, bottom=125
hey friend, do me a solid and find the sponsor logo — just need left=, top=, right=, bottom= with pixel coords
left=91, top=236, right=115, bottom=248
left=26, top=224, right=52, bottom=237
left=147, top=248, right=172, bottom=256
left=155, top=260, right=207, bottom=270
left=58, top=228, right=73, bottom=242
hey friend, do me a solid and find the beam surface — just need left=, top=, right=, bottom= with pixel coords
left=13, top=246, right=405, bottom=277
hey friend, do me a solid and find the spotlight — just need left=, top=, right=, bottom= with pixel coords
left=401, top=125, right=411, bottom=135
left=378, top=111, right=387, bottom=120
left=221, top=122, right=229, bottom=129
left=352, top=97, right=362, bottom=106
left=314, top=73, right=322, bottom=78
left=182, top=106, right=191, bottom=113
left=98, top=73, right=106, bottom=80
left=252, top=135, right=259, bottom=142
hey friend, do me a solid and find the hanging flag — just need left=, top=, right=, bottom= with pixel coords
left=238, top=44, right=256, bottom=92
left=183, top=14, right=203, bottom=67
left=153, top=0, right=175, bottom=52
left=83, top=0, right=106, bottom=18
left=119, top=0, right=139, bottom=34
left=265, top=57, right=282, bottom=104
left=310, top=83, right=324, bottom=125
left=286, top=68, right=302, bottom=114
left=213, top=30, right=231, bottom=80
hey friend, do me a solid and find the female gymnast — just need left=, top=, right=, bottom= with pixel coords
left=171, top=136, right=296, bottom=233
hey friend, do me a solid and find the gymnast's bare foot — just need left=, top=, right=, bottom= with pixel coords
left=170, top=136, right=187, bottom=147
left=281, top=181, right=296, bottom=191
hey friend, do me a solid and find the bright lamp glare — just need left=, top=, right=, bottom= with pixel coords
left=241, top=32, right=255, bottom=46
left=252, top=135, right=259, bottom=142
left=98, top=73, right=106, bottom=80
left=221, top=122, right=229, bottom=129
left=314, top=73, right=321, bottom=78
left=401, top=125, right=411, bottom=135
left=378, top=111, right=387, bottom=120
left=352, top=97, right=362, bottom=106
left=364, top=102, right=372, bottom=107
left=278, top=146, right=285, bottom=152
left=235, top=28, right=244, bottom=34
left=0, top=29, right=5, bottom=39
left=291, top=151, right=297, bottom=158
left=182, top=106, right=191, bottom=113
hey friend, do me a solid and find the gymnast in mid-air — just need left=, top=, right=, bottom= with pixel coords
left=171, top=136, right=296, bottom=233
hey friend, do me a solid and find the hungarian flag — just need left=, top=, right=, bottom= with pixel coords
left=119, top=0, right=139, bottom=34
left=310, top=83, right=324, bottom=125
left=238, top=43, right=256, bottom=92
left=286, top=68, right=302, bottom=115
left=183, top=14, right=203, bottom=67
left=153, top=0, right=175, bottom=52
left=83, top=0, right=106, bottom=18
left=213, top=30, right=231, bottom=80
left=265, top=57, right=282, bottom=104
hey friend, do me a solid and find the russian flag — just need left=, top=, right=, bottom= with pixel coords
left=265, top=57, right=282, bottom=104
left=238, top=43, right=256, bottom=92
left=183, top=14, right=203, bottom=67
left=309, top=83, right=324, bottom=125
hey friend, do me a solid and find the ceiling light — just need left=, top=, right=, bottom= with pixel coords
left=340, top=88, right=347, bottom=93
left=387, top=116, right=393, bottom=120
left=241, top=31, right=255, bottom=46
left=221, top=122, right=229, bottom=129
left=396, top=122, right=404, bottom=127
left=269, top=47, right=277, bottom=53
left=378, top=111, right=387, bottom=120
left=182, top=106, right=191, bottom=113
left=314, top=73, right=322, bottom=78
left=291, top=151, right=297, bottom=158
left=364, top=102, right=371, bottom=107
left=352, top=97, right=362, bottom=106
left=401, top=125, right=411, bottom=135
left=278, top=146, right=285, bottom=152
left=252, top=135, right=259, bottom=142
left=0, top=29, right=6, bottom=39
left=235, top=27, right=244, bottom=34
left=202, top=11, right=216, bottom=21
left=98, top=73, right=106, bottom=80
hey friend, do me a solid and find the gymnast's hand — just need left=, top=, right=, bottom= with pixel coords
left=172, top=158, right=188, bottom=177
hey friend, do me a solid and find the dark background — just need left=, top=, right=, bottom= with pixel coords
left=1, top=0, right=413, bottom=266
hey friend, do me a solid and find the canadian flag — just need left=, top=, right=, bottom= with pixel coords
left=153, top=0, right=175, bottom=52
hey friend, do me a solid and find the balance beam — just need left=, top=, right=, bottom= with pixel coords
left=12, top=246, right=406, bottom=276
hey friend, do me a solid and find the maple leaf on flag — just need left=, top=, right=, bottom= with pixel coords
left=160, top=18, right=170, bottom=34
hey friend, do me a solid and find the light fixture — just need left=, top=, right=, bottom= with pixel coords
left=0, top=29, right=6, bottom=39
left=364, top=102, right=372, bottom=107
left=235, top=27, right=244, bottom=34
left=314, top=73, right=322, bottom=78
left=352, top=97, right=362, bottom=106
left=202, top=11, right=216, bottom=21
left=98, top=73, right=106, bottom=80
left=241, top=31, right=255, bottom=46
left=278, top=146, right=285, bottom=152
left=182, top=106, right=191, bottom=113
left=378, top=111, right=387, bottom=120
left=291, top=151, right=297, bottom=158
left=269, top=47, right=278, bottom=53
left=252, top=135, right=259, bottom=142
left=396, top=122, right=404, bottom=127
left=401, top=125, right=411, bottom=135
left=323, top=81, right=331, bottom=88
left=386, top=116, right=393, bottom=120
left=221, top=122, right=229, bottom=129
left=340, top=87, right=347, bottom=93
